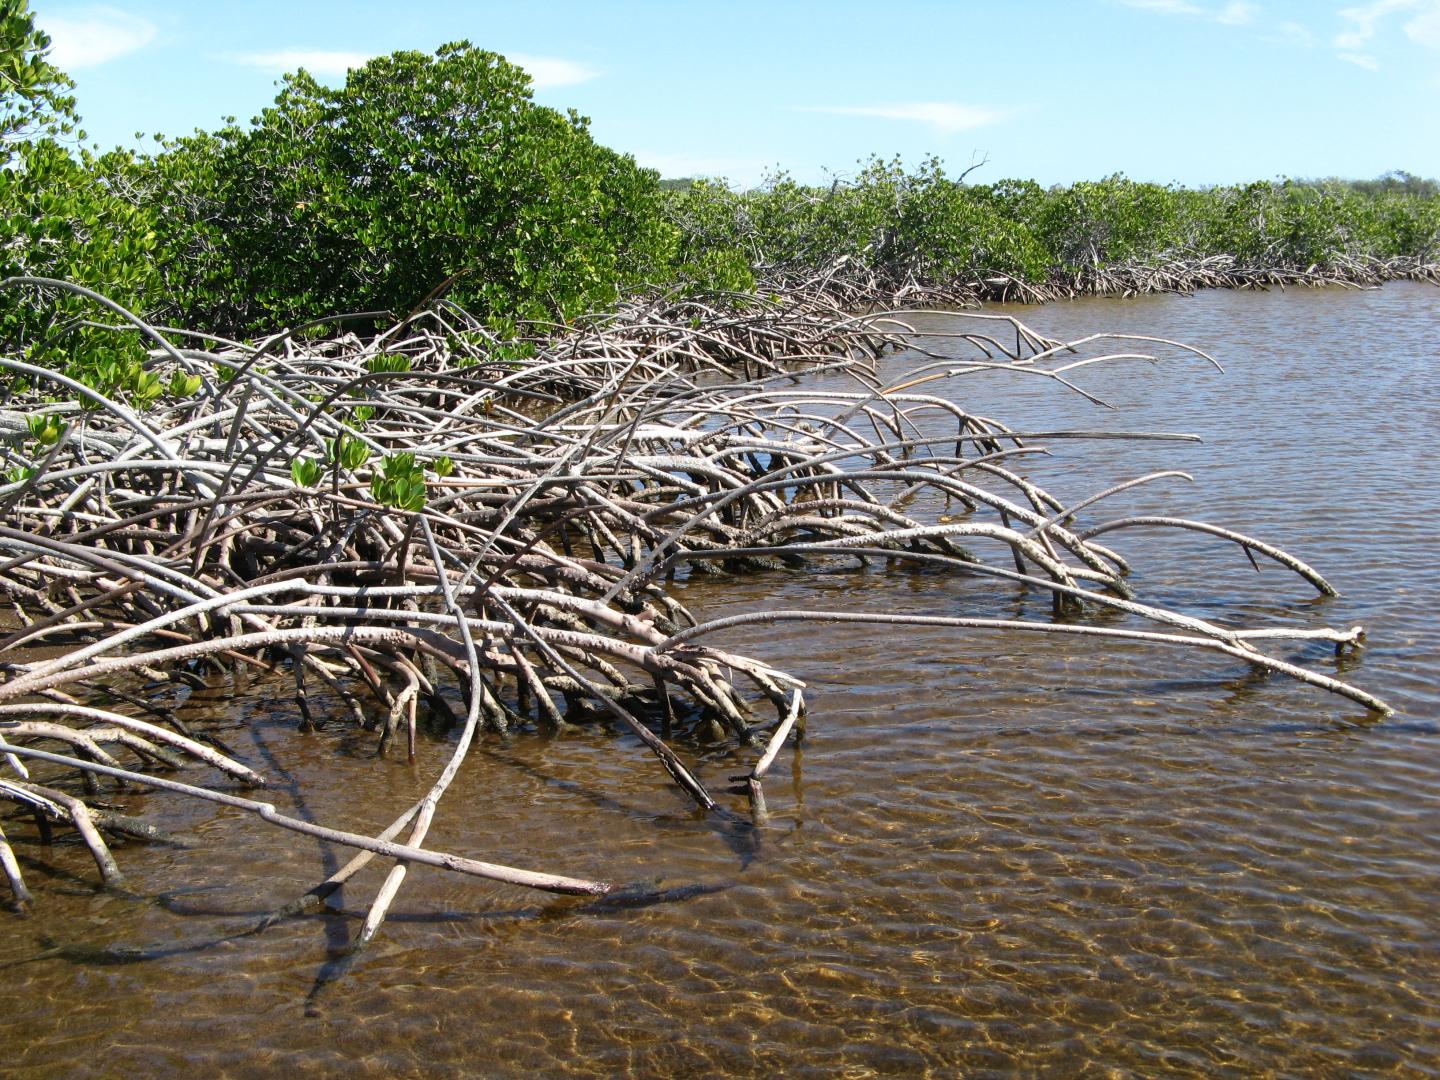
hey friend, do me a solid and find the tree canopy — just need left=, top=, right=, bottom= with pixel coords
left=139, top=43, right=676, bottom=334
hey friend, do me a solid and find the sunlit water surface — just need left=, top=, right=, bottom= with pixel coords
left=2, top=284, right=1437, bottom=1077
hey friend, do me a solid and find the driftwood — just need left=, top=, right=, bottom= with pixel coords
left=0, top=277, right=1389, bottom=944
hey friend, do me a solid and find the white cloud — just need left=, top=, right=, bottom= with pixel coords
left=796, top=102, right=1010, bottom=136
left=1335, top=0, right=1409, bottom=50
left=231, top=50, right=372, bottom=76
left=1333, top=0, right=1440, bottom=68
left=1404, top=3, right=1440, bottom=46
left=36, top=6, right=155, bottom=69
left=506, top=54, right=600, bottom=89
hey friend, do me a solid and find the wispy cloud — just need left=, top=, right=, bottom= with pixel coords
left=231, top=50, right=371, bottom=76
left=507, top=54, right=600, bottom=89
left=1403, top=1, right=1440, bottom=45
left=795, top=102, right=1010, bottom=136
left=1338, top=50, right=1383, bottom=67
left=36, top=6, right=155, bottom=69
left=1113, top=0, right=1259, bottom=24
left=1335, top=0, right=1410, bottom=50
left=1334, top=0, right=1440, bottom=69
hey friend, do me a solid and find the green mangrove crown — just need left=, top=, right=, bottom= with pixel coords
left=142, top=42, right=676, bottom=335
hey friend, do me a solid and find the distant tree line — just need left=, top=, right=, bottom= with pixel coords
left=662, top=159, right=1440, bottom=294
left=1295, top=171, right=1437, bottom=198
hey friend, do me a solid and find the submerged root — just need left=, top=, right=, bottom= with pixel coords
left=0, top=277, right=1391, bottom=931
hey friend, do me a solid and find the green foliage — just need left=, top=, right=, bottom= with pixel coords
left=129, top=366, right=162, bottom=405
left=168, top=371, right=202, bottom=398
left=0, top=3, right=157, bottom=379
left=328, top=433, right=371, bottom=472
left=25, top=412, right=61, bottom=444
left=1178, top=179, right=1440, bottom=267
left=137, top=43, right=677, bottom=335
left=290, top=456, right=324, bottom=488
left=370, top=452, right=426, bottom=511
left=661, top=179, right=758, bottom=292
left=663, top=157, right=1071, bottom=288
left=51, top=344, right=174, bottom=409
left=1032, top=175, right=1184, bottom=273
left=1299, top=170, right=1439, bottom=199
left=658, top=162, right=1440, bottom=292
left=0, top=0, right=77, bottom=163
left=887, top=165, right=1050, bottom=282
left=0, top=141, right=163, bottom=364
left=366, top=353, right=411, bottom=375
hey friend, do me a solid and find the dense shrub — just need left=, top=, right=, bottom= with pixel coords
left=135, top=43, right=677, bottom=335
left=2, top=2, right=162, bottom=385
left=1, top=141, right=161, bottom=355
left=661, top=163, right=1440, bottom=292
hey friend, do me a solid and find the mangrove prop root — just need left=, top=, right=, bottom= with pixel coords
left=0, top=280, right=1391, bottom=936
left=0, top=741, right=611, bottom=896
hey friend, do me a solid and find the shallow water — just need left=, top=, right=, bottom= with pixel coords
left=3, top=284, right=1438, bottom=1077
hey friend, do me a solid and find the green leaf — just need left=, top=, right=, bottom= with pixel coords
left=290, top=457, right=324, bottom=487
left=168, top=371, right=203, bottom=398
left=366, top=353, right=412, bottom=374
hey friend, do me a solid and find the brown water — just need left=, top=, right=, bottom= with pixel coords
left=3, top=284, right=1438, bottom=1078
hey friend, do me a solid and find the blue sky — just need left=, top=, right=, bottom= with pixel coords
left=31, top=0, right=1440, bottom=188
